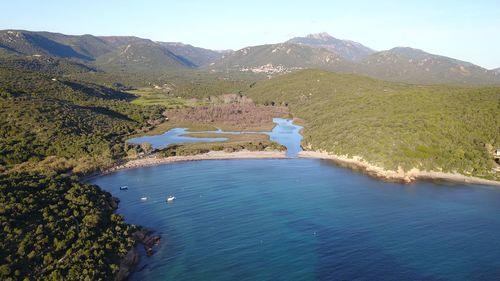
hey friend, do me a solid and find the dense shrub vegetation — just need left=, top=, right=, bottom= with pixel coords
left=0, top=172, right=136, bottom=280
left=159, top=133, right=286, bottom=157
left=72, top=69, right=258, bottom=99
left=247, top=70, right=500, bottom=180
left=0, top=66, right=164, bottom=174
left=0, top=54, right=96, bottom=75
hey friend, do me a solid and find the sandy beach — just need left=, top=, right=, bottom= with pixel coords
left=90, top=149, right=500, bottom=187
left=101, top=150, right=287, bottom=175
left=299, top=150, right=500, bottom=186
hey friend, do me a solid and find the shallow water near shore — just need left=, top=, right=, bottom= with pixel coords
left=90, top=159, right=500, bottom=281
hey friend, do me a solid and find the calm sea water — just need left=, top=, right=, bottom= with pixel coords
left=90, top=159, right=500, bottom=281
left=126, top=118, right=303, bottom=157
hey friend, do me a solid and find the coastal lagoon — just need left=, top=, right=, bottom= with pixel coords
left=91, top=159, right=500, bottom=281
left=126, top=128, right=228, bottom=150
left=91, top=119, right=500, bottom=280
left=127, top=118, right=303, bottom=157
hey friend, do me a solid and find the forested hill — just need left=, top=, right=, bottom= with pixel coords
left=0, top=57, right=164, bottom=175
left=247, top=70, right=500, bottom=181
left=0, top=54, right=168, bottom=280
left=0, top=53, right=96, bottom=75
left=0, top=173, right=136, bottom=279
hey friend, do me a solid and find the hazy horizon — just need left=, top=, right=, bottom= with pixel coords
left=2, top=0, right=499, bottom=69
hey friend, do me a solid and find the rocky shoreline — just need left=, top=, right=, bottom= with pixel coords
left=114, top=229, right=161, bottom=281
left=108, top=197, right=161, bottom=281
left=299, top=150, right=500, bottom=186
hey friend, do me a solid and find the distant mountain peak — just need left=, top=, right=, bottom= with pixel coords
left=286, top=33, right=375, bottom=60
left=306, top=32, right=332, bottom=40
left=387, top=47, right=427, bottom=56
left=160, top=42, right=187, bottom=47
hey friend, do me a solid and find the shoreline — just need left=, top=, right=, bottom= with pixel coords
left=93, top=150, right=287, bottom=177
left=298, top=150, right=500, bottom=187
left=86, top=149, right=500, bottom=187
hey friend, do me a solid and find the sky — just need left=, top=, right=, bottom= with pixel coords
left=1, top=0, right=499, bottom=69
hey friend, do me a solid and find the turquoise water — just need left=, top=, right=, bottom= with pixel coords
left=90, top=159, right=500, bottom=281
left=126, top=118, right=303, bottom=157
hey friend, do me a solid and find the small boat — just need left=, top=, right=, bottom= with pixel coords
left=140, top=197, right=147, bottom=201
left=120, top=186, right=129, bottom=190
left=166, top=195, right=176, bottom=202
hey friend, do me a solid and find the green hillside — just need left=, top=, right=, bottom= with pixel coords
left=95, top=40, right=195, bottom=73
left=0, top=54, right=96, bottom=75
left=0, top=30, right=93, bottom=60
left=0, top=60, right=164, bottom=174
left=247, top=70, right=500, bottom=180
left=0, top=51, right=174, bottom=280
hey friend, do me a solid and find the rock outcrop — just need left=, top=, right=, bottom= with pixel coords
left=115, top=248, right=139, bottom=281
left=132, top=229, right=161, bottom=256
left=115, top=229, right=161, bottom=280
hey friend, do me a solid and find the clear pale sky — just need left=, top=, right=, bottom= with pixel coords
left=1, top=0, right=499, bottom=69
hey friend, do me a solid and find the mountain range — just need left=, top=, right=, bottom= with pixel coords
left=207, top=33, right=500, bottom=85
left=1, top=29, right=499, bottom=85
left=0, top=30, right=221, bottom=72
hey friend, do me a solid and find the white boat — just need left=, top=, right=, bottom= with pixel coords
left=166, top=195, right=176, bottom=202
left=140, top=197, right=147, bottom=201
left=120, top=186, right=128, bottom=190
